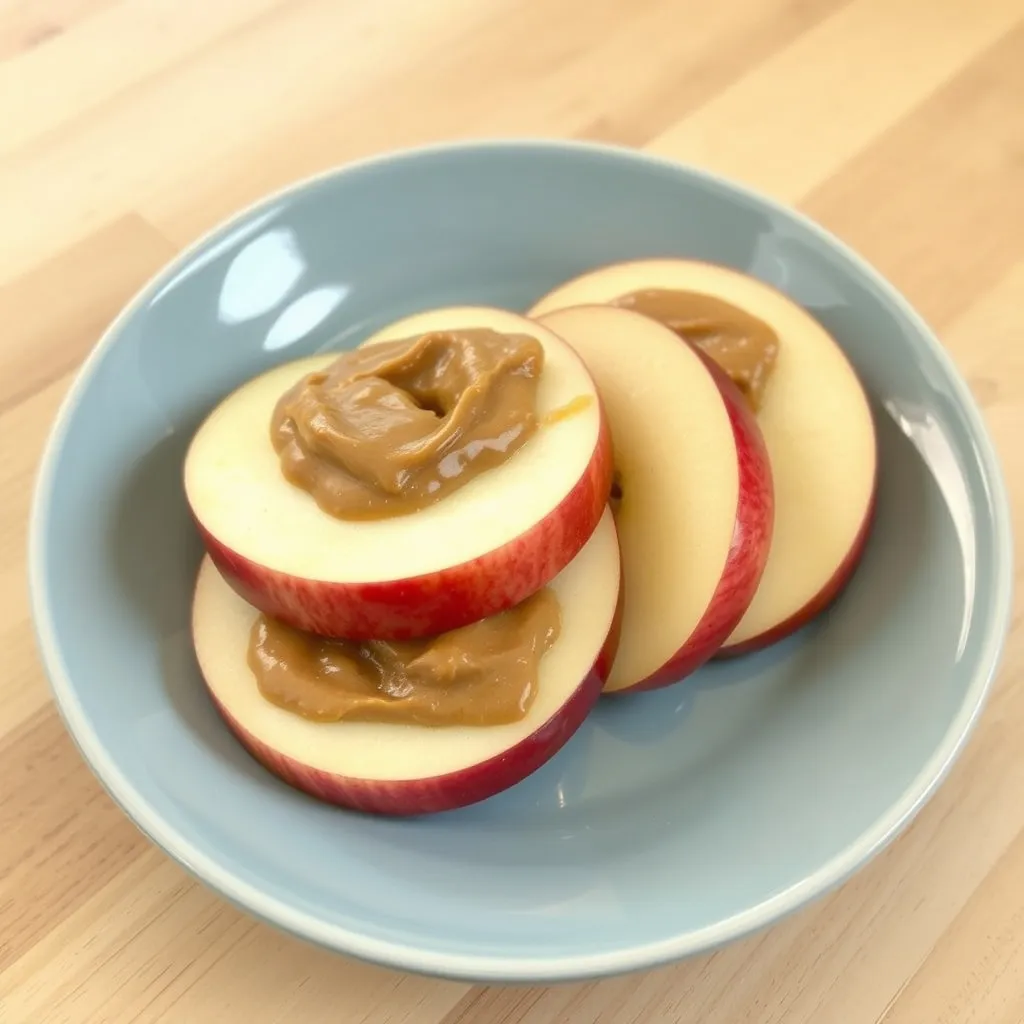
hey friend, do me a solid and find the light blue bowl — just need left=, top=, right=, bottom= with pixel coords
left=30, top=140, right=1012, bottom=983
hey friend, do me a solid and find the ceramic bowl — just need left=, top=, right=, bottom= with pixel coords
left=30, top=140, right=1012, bottom=983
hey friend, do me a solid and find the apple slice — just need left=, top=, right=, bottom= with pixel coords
left=531, top=260, right=877, bottom=655
left=192, top=509, right=621, bottom=816
left=535, top=305, right=773, bottom=693
left=185, top=307, right=612, bottom=640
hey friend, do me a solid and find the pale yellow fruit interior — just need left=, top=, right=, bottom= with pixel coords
left=192, top=510, right=620, bottom=782
left=532, top=260, right=877, bottom=647
left=185, top=310, right=602, bottom=583
left=538, top=306, right=738, bottom=691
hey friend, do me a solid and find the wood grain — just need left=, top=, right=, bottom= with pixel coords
left=1, top=1, right=1022, bottom=1021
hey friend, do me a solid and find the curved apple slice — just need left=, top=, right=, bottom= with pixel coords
left=185, top=308, right=612, bottom=640
left=531, top=259, right=877, bottom=655
left=192, top=509, right=621, bottom=816
left=536, top=305, right=772, bottom=693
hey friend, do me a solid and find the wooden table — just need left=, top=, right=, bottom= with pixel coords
left=2, top=1, right=1023, bottom=1021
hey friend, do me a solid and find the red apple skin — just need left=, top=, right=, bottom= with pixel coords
left=604, top=354, right=773, bottom=695
left=715, top=482, right=877, bottom=658
left=191, top=414, right=613, bottom=641
left=201, top=577, right=622, bottom=817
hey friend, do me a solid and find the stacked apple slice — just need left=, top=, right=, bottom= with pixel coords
left=186, top=308, right=621, bottom=815
left=532, top=304, right=774, bottom=693
left=185, top=261, right=877, bottom=817
left=529, top=259, right=878, bottom=660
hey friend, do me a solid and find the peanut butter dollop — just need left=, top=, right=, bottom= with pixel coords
left=612, top=289, right=779, bottom=411
left=248, top=588, right=562, bottom=727
left=271, top=328, right=545, bottom=519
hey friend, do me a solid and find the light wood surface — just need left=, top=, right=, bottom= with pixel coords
left=2, top=1, right=1023, bottom=1021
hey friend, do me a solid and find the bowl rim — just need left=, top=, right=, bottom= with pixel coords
left=28, top=137, right=1014, bottom=983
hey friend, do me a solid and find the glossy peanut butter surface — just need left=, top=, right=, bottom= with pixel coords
left=271, top=329, right=544, bottom=519
left=248, top=588, right=561, bottom=726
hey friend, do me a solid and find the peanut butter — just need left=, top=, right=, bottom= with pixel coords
left=542, top=393, right=594, bottom=426
left=612, top=289, right=779, bottom=411
left=248, top=589, right=562, bottom=727
left=271, top=328, right=545, bottom=520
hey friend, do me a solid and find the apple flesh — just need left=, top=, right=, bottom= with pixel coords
left=531, top=259, right=877, bottom=655
left=535, top=305, right=773, bottom=693
left=191, top=509, right=622, bottom=816
left=185, top=308, right=612, bottom=640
